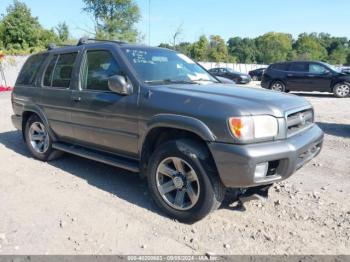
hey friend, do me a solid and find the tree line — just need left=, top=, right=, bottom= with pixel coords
left=1, top=0, right=350, bottom=65
left=0, top=0, right=140, bottom=55
left=161, top=33, right=350, bottom=65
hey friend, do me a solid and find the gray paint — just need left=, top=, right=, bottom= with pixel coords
left=11, top=42, right=324, bottom=188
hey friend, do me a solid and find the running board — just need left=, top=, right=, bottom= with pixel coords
left=52, top=142, right=140, bottom=173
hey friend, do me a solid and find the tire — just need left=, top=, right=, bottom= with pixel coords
left=270, top=80, right=286, bottom=92
left=24, top=115, right=63, bottom=161
left=333, top=82, right=350, bottom=98
left=147, top=139, right=225, bottom=223
left=252, top=76, right=258, bottom=81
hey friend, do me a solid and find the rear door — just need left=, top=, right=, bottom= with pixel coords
left=70, top=48, right=139, bottom=158
left=39, top=52, right=78, bottom=140
left=286, top=62, right=309, bottom=91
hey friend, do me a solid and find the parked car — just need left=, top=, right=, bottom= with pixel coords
left=249, top=67, right=267, bottom=81
left=261, top=61, right=350, bottom=98
left=208, top=68, right=251, bottom=84
left=342, top=67, right=350, bottom=74
left=11, top=39, right=324, bottom=222
left=215, top=76, right=236, bottom=84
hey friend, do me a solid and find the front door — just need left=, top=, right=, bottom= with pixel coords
left=307, top=63, right=333, bottom=91
left=70, top=49, right=139, bottom=158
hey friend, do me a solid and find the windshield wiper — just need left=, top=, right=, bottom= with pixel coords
left=145, top=79, right=198, bottom=85
left=192, top=78, right=218, bottom=83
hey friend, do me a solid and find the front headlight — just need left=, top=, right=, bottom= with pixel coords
left=229, top=115, right=278, bottom=141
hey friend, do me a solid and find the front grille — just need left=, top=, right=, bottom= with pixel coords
left=286, top=109, right=314, bottom=137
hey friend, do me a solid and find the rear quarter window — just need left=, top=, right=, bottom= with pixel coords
left=270, top=63, right=289, bottom=71
left=16, top=53, right=48, bottom=86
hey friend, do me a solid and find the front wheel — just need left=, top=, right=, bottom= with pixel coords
left=270, top=81, right=286, bottom=92
left=333, top=83, right=350, bottom=98
left=147, top=139, right=225, bottom=223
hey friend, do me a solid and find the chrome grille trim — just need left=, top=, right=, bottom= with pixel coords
left=285, top=107, right=314, bottom=137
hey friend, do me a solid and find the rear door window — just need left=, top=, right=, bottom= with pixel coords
left=43, top=53, right=78, bottom=88
left=17, top=53, right=48, bottom=86
left=271, top=63, right=289, bottom=71
left=289, top=62, right=308, bottom=72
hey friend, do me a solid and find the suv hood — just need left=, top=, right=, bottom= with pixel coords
left=162, top=84, right=311, bottom=118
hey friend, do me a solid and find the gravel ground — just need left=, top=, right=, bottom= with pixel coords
left=0, top=90, right=349, bottom=255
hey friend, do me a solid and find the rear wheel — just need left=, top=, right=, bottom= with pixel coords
left=333, top=83, right=350, bottom=98
left=25, top=115, right=63, bottom=161
left=147, top=139, right=225, bottom=223
left=270, top=81, right=286, bottom=92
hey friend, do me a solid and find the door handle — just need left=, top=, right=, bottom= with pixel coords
left=72, top=97, right=82, bottom=102
left=287, top=74, right=294, bottom=77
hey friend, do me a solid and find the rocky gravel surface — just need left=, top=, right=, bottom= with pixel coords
left=0, top=91, right=349, bottom=255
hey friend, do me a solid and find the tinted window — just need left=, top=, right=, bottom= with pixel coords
left=289, top=63, right=308, bottom=72
left=43, top=55, right=58, bottom=87
left=51, top=53, right=77, bottom=88
left=309, top=63, right=328, bottom=74
left=17, top=53, right=48, bottom=86
left=82, top=50, right=121, bottom=91
left=271, top=63, right=288, bottom=71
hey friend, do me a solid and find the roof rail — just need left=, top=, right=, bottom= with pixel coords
left=47, top=43, right=75, bottom=51
left=77, top=37, right=127, bottom=46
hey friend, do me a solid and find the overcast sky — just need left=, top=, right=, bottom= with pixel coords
left=1, top=0, right=350, bottom=45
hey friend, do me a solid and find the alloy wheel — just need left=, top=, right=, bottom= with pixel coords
left=29, top=122, right=49, bottom=154
left=336, top=84, right=350, bottom=97
left=156, top=157, right=200, bottom=211
left=271, top=82, right=284, bottom=92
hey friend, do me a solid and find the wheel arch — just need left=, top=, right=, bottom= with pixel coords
left=139, top=114, right=217, bottom=176
left=21, top=106, right=57, bottom=142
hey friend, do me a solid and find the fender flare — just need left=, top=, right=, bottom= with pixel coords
left=139, top=114, right=217, bottom=152
left=21, top=104, right=58, bottom=141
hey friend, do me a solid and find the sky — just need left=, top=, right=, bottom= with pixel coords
left=1, top=0, right=350, bottom=46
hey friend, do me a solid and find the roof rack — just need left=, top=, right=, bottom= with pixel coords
left=77, top=37, right=127, bottom=46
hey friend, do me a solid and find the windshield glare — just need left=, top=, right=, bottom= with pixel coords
left=122, top=47, right=218, bottom=85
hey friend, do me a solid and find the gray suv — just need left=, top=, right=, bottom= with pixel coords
left=11, top=39, right=324, bottom=222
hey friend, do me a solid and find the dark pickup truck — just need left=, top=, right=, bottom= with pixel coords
left=11, top=39, right=324, bottom=222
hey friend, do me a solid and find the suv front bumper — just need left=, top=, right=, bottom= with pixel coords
left=208, top=124, right=324, bottom=188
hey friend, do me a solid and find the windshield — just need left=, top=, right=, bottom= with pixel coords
left=121, top=47, right=218, bottom=85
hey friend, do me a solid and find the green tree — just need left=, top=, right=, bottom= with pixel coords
left=227, top=37, right=257, bottom=63
left=255, top=32, right=293, bottom=64
left=294, top=33, right=327, bottom=61
left=56, top=22, right=69, bottom=42
left=176, top=42, right=192, bottom=56
left=328, top=47, right=348, bottom=65
left=190, top=35, right=209, bottom=61
left=208, top=35, right=229, bottom=62
left=83, top=0, right=141, bottom=42
left=1, top=0, right=43, bottom=51
left=346, top=53, right=350, bottom=66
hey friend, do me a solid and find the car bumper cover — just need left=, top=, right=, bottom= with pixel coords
left=208, top=124, right=324, bottom=188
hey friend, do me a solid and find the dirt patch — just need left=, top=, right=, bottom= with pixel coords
left=0, top=91, right=349, bottom=255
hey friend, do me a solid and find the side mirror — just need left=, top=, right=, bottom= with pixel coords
left=108, top=75, right=133, bottom=95
left=324, top=69, right=331, bottom=75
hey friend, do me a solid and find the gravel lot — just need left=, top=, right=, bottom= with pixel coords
left=0, top=90, right=349, bottom=255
